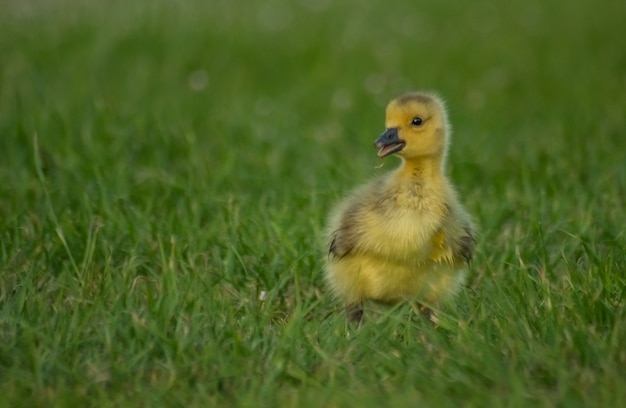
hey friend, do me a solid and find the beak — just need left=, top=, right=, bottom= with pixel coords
left=374, top=127, right=405, bottom=158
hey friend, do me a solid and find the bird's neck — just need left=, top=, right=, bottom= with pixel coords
left=397, top=156, right=445, bottom=183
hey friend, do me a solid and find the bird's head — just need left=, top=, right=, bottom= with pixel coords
left=375, top=92, right=450, bottom=160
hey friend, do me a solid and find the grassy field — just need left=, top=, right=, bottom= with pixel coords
left=1, top=0, right=625, bottom=406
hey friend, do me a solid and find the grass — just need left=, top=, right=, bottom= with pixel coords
left=1, top=0, right=625, bottom=406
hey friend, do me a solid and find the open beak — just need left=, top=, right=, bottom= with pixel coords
left=374, top=127, right=405, bottom=158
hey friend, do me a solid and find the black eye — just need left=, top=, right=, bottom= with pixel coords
left=411, top=117, right=423, bottom=126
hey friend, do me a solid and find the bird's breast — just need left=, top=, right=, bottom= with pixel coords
left=358, top=205, right=442, bottom=264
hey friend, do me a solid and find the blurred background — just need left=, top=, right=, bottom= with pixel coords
left=3, top=0, right=625, bottom=182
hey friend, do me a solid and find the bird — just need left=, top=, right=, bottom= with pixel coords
left=324, top=91, right=475, bottom=323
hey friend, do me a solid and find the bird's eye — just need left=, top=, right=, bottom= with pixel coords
left=411, top=117, right=424, bottom=126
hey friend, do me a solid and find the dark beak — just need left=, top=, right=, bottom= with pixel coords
left=374, top=128, right=405, bottom=158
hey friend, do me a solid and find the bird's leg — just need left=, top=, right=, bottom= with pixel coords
left=417, top=304, right=439, bottom=324
left=346, top=303, right=364, bottom=323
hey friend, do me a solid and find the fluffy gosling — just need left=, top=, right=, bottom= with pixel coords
left=324, top=91, right=475, bottom=322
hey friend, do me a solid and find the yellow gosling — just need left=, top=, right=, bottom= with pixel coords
left=324, top=91, right=476, bottom=322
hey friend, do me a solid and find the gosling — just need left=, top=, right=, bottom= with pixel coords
left=324, top=92, right=475, bottom=322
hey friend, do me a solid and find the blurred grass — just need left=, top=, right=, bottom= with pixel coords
left=1, top=0, right=625, bottom=406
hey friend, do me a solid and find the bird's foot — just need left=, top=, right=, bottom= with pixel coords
left=417, top=304, right=439, bottom=325
left=346, top=303, right=364, bottom=324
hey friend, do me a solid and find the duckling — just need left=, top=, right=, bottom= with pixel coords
left=324, top=92, right=475, bottom=322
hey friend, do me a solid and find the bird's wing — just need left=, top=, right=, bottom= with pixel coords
left=429, top=225, right=475, bottom=266
left=328, top=228, right=354, bottom=259
left=328, top=214, right=361, bottom=259
left=454, top=226, right=475, bottom=263
left=429, top=230, right=454, bottom=263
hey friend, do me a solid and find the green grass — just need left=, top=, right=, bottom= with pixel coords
left=1, top=0, right=626, bottom=406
